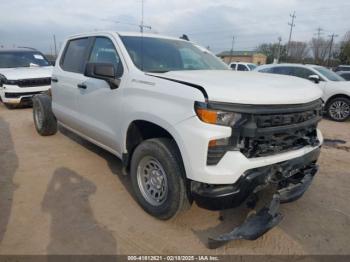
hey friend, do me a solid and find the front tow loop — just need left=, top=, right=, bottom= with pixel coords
left=208, top=194, right=283, bottom=249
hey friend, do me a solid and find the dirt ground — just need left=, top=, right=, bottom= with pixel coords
left=0, top=103, right=349, bottom=255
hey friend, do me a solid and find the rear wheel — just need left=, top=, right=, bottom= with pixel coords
left=33, top=94, right=58, bottom=136
left=327, top=97, right=350, bottom=122
left=130, top=138, right=191, bottom=220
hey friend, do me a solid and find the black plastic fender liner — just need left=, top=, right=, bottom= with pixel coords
left=208, top=194, right=283, bottom=249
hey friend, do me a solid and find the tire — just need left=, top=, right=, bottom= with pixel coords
left=130, top=138, right=191, bottom=220
left=326, top=97, right=350, bottom=122
left=32, top=94, right=58, bottom=136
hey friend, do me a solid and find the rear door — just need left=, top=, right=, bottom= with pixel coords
left=51, top=37, right=93, bottom=129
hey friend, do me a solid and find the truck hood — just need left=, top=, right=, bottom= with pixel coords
left=151, top=70, right=323, bottom=105
left=0, top=66, right=53, bottom=80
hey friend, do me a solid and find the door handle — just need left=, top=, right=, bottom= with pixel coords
left=77, top=83, right=87, bottom=89
left=51, top=77, right=58, bottom=83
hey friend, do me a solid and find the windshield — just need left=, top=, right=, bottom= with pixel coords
left=313, top=66, right=345, bottom=81
left=247, top=64, right=257, bottom=70
left=120, top=36, right=228, bottom=72
left=0, top=51, right=50, bottom=68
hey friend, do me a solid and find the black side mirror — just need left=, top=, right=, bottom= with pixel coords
left=308, top=74, right=320, bottom=84
left=85, top=62, right=122, bottom=89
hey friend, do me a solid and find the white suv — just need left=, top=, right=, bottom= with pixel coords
left=0, top=48, right=53, bottom=108
left=32, top=32, right=323, bottom=246
left=255, top=63, right=350, bottom=121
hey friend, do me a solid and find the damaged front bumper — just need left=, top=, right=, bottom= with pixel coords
left=192, top=147, right=320, bottom=210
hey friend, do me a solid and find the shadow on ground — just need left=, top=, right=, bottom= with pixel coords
left=0, top=116, right=18, bottom=244
left=42, top=167, right=117, bottom=255
left=59, top=126, right=135, bottom=200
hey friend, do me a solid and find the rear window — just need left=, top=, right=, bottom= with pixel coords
left=61, top=38, right=90, bottom=73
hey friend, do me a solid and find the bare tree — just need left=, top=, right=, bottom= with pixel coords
left=288, top=41, right=309, bottom=62
left=310, top=37, right=330, bottom=65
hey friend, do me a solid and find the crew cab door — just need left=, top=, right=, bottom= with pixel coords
left=74, top=36, right=125, bottom=154
left=51, top=37, right=94, bottom=130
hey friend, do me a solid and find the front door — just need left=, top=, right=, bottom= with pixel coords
left=74, top=36, right=125, bottom=154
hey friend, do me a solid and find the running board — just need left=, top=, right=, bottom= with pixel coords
left=208, top=194, right=283, bottom=249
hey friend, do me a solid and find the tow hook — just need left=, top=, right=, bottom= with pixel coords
left=208, top=194, right=283, bottom=249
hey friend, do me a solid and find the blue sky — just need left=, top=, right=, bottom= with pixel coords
left=0, top=0, right=349, bottom=54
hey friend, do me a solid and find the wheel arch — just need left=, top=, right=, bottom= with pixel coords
left=325, top=93, right=350, bottom=108
left=122, top=119, right=186, bottom=174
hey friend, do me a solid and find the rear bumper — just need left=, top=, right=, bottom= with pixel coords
left=191, top=147, right=320, bottom=210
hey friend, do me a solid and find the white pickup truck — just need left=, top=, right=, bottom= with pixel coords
left=32, top=31, right=323, bottom=247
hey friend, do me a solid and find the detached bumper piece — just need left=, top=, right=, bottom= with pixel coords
left=192, top=148, right=320, bottom=249
left=208, top=194, right=283, bottom=249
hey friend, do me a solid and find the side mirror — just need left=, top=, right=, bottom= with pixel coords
left=308, top=74, right=320, bottom=84
left=85, top=62, right=122, bottom=89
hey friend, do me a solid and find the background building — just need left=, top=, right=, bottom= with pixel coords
left=217, top=51, right=267, bottom=65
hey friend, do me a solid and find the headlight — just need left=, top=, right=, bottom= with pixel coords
left=195, top=102, right=241, bottom=126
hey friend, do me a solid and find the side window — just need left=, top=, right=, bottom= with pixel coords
left=88, top=37, right=122, bottom=74
left=343, top=73, right=350, bottom=80
left=272, top=66, right=292, bottom=75
left=61, top=38, right=90, bottom=73
left=230, top=63, right=236, bottom=69
left=237, top=64, right=248, bottom=71
left=292, top=67, right=314, bottom=79
left=259, top=68, right=272, bottom=73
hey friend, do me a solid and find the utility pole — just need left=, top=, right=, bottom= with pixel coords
left=287, top=11, right=296, bottom=58
left=53, top=34, right=57, bottom=58
left=315, top=27, right=324, bottom=40
left=328, top=33, right=338, bottom=67
left=229, top=35, right=235, bottom=63
left=139, top=0, right=151, bottom=33
left=277, top=36, right=282, bottom=63
left=313, top=27, right=323, bottom=64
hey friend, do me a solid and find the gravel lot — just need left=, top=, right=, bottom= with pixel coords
left=0, top=103, right=350, bottom=255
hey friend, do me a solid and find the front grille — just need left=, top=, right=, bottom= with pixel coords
left=204, top=99, right=323, bottom=165
left=241, top=125, right=319, bottom=158
left=238, top=101, right=322, bottom=158
left=16, top=77, right=51, bottom=87
left=5, top=91, right=43, bottom=98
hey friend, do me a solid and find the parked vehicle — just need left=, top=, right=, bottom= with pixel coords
left=255, top=63, right=350, bottom=121
left=229, top=62, right=257, bottom=71
left=337, top=71, right=350, bottom=81
left=0, top=48, right=53, bottom=108
left=334, top=65, right=350, bottom=72
left=32, top=32, right=323, bottom=247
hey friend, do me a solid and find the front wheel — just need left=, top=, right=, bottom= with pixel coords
left=327, top=97, right=350, bottom=122
left=130, top=138, right=191, bottom=220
